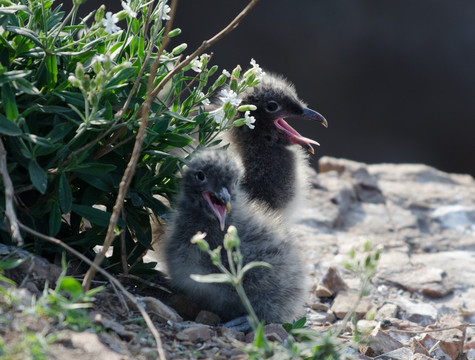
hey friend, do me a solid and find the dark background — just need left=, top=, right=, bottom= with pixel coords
left=70, top=1, right=475, bottom=176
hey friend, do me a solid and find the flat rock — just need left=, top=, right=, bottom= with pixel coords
left=331, top=291, right=372, bottom=319
left=176, top=324, right=212, bottom=342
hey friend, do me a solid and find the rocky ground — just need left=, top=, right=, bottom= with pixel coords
left=0, top=156, right=474, bottom=359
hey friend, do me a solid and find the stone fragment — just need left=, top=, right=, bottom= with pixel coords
left=307, top=310, right=336, bottom=325
left=318, top=266, right=348, bottom=295
left=315, top=285, right=333, bottom=298
left=359, top=327, right=404, bottom=357
left=216, top=326, right=245, bottom=342
left=176, top=324, right=212, bottom=342
left=355, top=319, right=378, bottom=334
left=410, top=354, right=435, bottom=360
left=195, top=310, right=221, bottom=326
left=397, top=298, right=438, bottom=326
left=410, top=337, right=430, bottom=356
left=308, top=300, right=330, bottom=312
left=91, top=312, right=135, bottom=341
left=245, top=324, right=288, bottom=343
left=331, top=291, right=372, bottom=319
left=374, top=346, right=414, bottom=359
left=375, top=303, right=399, bottom=321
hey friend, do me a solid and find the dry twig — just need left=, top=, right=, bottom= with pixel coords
left=0, top=138, right=23, bottom=245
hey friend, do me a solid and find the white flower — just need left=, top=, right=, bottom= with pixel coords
left=187, top=54, right=208, bottom=73
left=210, top=107, right=225, bottom=125
left=121, top=1, right=137, bottom=18
left=93, top=54, right=108, bottom=63
left=243, top=111, right=256, bottom=129
left=199, top=92, right=210, bottom=106
left=102, top=12, right=120, bottom=34
left=222, top=69, right=231, bottom=77
left=158, top=3, right=171, bottom=20
left=250, top=58, right=265, bottom=79
left=219, top=89, right=241, bottom=107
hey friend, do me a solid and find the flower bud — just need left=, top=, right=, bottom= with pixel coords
left=171, top=43, right=187, bottom=55
left=95, top=5, right=105, bottom=23
left=68, top=75, right=81, bottom=87
left=116, top=9, right=127, bottom=21
left=210, top=247, right=222, bottom=265
left=168, top=28, right=182, bottom=37
left=93, top=60, right=102, bottom=74
left=73, top=0, right=87, bottom=5
left=81, top=74, right=90, bottom=90
left=223, top=225, right=240, bottom=251
left=229, top=76, right=238, bottom=92
left=208, top=65, right=218, bottom=77
left=75, top=63, right=84, bottom=79
left=231, top=65, right=241, bottom=79
left=237, top=104, right=257, bottom=112
left=233, top=118, right=246, bottom=127
left=212, top=74, right=227, bottom=89
left=191, top=232, right=209, bottom=252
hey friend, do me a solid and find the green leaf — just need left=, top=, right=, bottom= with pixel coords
left=59, top=276, right=83, bottom=298
left=190, top=273, right=230, bottom=283
left=45, top=55, right=57, bottom=88
left=0, top=113, right=21, bottom=135
left=159, top=133, right=193, bottom=147
left=28, top=159, right=48, bottom=194
left=49, top=201, right=61, bottom=236
left=293, top=316, right=307, bottom=329
left=72, top=163, right=117, bottom=176
left=5, top=26, right=42, bottom=47
left=58, top=173, right=72, bottom=213
left=0, top=5, right=32, bottom=15
left=1, top=83, right=18, bottom=120
left=71, top=204, right=125, bottom=227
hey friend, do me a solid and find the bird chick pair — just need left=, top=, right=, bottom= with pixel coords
left=164, top=73, right=327, bottom=327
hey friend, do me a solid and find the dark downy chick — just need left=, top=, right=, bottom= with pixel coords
left=226, top=73, right=328, bottom=215
left=164, top=150, right=306, bottom=325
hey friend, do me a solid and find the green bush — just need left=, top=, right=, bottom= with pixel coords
left=0, top=0, right=260, bottom=277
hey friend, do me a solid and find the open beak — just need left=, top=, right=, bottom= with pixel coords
left=274, top=107, right=327, bottom=154
left=203, top=188, right=231, bottom=231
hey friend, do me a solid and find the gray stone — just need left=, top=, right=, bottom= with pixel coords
left=397, top=298, right=438, bottom=326
left=375, top=303, right=399, bottom=321
left=375, top=346, right=414, bottom=359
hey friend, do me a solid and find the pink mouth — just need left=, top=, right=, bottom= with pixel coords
left=274, top=118, right=320, bottom=154
left=203, top=191, right=227, bottom=231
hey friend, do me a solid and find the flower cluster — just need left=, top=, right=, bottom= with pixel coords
left=205, top=58, right=264, bottom=129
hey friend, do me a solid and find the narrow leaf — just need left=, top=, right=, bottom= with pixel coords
left=58, top=173, right=72, bottom=213
left=49, top=201, right=61, bottom=236
left=0, top=113, right=21, bottom=135
left=28, top=159, right=48, bottom=194
left=190, top=273, right=230, bottom=283
left=71, top=204, right=125, bottom=227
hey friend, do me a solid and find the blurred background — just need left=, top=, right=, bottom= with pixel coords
left=71, top=0, right=475, bottom=176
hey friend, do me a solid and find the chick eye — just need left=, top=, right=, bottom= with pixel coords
left=195, top=171, right=206, bottom=182
left=266, top=101, right=279, bottom=112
